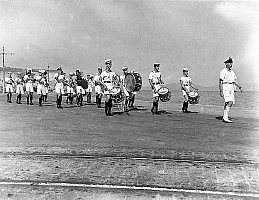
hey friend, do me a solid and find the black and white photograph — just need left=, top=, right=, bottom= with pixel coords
left=0, top=0, right=258, bottom=199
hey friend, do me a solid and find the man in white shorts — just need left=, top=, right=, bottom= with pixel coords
left=42, top=71, right=49, bottom=102
left=75, top=70, right=86, bottom=106
left=180, top=68, right=198, bottom=113
left=149, top=62, right=164, bottom=114
left=15, top=72, right=24, bottom=104
left=219, top=57, right=242, bottom=123
left=66, top=72, right=75, bottom=104
left=54, top=67, right=65, bottom=108
left=86, top=74, right=94, bottom=103
left=120, top=66, right=131, bottom=112
left=23, top=68, right=35, bottom=105
left=5, top=72, right=14, bottom=103
left=100, top=59, right=117, bottom=116
left=94, top=67, right=103, bottom=108
left=35, top=70, right=47, bottom=107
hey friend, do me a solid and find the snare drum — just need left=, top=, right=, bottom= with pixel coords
left=158, top=87, right=171, bottom=102
left=124, top=72, right=142, bottom=92
left=188, top=91, right=200, bottom=104
left=110, top=87, right=124, bottom=103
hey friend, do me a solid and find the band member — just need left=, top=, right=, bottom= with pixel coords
left=219, top=57, right=242, bottom=123
left=180, top=68, right=198, bottom=113
left=94, top=67, right=103, bottom=108
left=15, top=72, right=24, bottom=104
left=54, top=67, right=65, bottom=108
left=120, top=66, right=130, bottom=112
left=100, top=59, right=117, bottom=116
left=35, top=70, right=47, bottom=107
left=75, top=70, right=85, bottom=106
left=66, top=72, right=75, bottom=104
left=5, top=72, right=14, bottom=103
left=149, top=62, right=164, bottom=114
left=23, top=68, right=35, bottom=105
left=86, top=74, right=94, bottom=103
left=42, top=71, right=49, bottom=102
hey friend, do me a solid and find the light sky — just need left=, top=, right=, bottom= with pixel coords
left=1, top=0, right=258, bottom=86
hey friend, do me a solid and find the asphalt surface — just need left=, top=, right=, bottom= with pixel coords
left=0, top=93, right=258, bottom=199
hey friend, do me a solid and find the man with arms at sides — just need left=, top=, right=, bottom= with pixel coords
left=219, top=57, right=242, bottom=123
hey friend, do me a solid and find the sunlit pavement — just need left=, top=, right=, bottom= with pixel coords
left=0, top=93, right=258, bottom=199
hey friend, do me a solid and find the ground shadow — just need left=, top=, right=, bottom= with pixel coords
left=113, top=111, right=126, bottom=115
left=215, top=116, right=223, bottom=120
left=130, top=107, right=147, bottom=111
left=158, top=110, right=173, bottom=115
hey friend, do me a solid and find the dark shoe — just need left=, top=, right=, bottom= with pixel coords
left=30, top=103, right=34, bottom=105
left=106, top=113, right=113, bottom=116
left=151, top=108, right=154, bottom=114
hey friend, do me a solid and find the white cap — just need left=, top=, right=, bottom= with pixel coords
left=122, top=66, right=128, bottom=70
left=182, top=68, right=189, bottom=72
left=154, top=62, right=160, bottom=66
left=105, top=59, right=112, bottom=64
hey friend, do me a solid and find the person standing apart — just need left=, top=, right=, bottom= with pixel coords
left=100, top=59, right=117, bottom=116
left=15, top=72, right=24, bottom=104
left=5, top=72, right=14, bottom=103
left=180, top=68, right=198, bottom=113
left=23, top=68, right=35, bottom=105
left=94, top=67, right=103, bottom=108
left=54, top=67, right=65, bottom=109
left=219, top=57, right=242, bottom=123
left=149, top=62, right=164, bottom=114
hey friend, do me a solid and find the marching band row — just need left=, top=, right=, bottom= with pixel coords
left=3, top=57, right=242, bottom=122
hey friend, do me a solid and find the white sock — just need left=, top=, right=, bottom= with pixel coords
left=223, top=110, right=228, bottom=120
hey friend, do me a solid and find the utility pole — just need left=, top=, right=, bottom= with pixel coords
left=47, top=65, right=50, bottom=82
left=1, top=46, right=15, bottom=94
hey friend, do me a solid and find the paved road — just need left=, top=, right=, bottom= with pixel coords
left=0, top=94, right=258, bottom=199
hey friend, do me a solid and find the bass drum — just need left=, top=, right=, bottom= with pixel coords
left=77, top=79, right=88, bottom=89
left=110, top=87, right=124, bottom=103
left=158, top=87, right=171, bottom=102
left=124, top=72, right=142, bottom=92
left=188, top=91, right=200, bottom=104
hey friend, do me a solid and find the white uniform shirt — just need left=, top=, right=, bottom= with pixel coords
left=220, top=68, right=237, bottom=84
left=5, top=77, right=13, bottom=84
left=94, top=74, right=102, bottom=83
left=180, top=76, right=192, bottom=86
left=15, top=77, right=23, bottom=84
left=149, top=71, right=161, bottom=84
left=24, top=74, right=34, bottom=83
left=54, top=73, right=65, bottom=83
left=100, top=71, right=116, bottom=82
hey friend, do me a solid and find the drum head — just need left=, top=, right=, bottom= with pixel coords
left=188, top=91, right=198, bottom=97
left=110, top=87, right=120, bottom=95
left=125, top=73, right=135, bottom=92
left=158, top=87, right=169, bottom=94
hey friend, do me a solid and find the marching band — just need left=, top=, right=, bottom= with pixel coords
left=2, top=57, right=242, bottom=122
